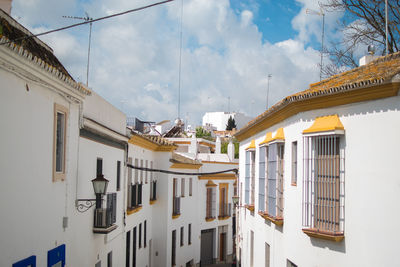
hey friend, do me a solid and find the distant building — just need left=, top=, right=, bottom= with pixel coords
left=202, top=112, right=252, bottom=131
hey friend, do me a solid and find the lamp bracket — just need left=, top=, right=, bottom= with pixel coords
left=75, top=198, right=96, bottom=213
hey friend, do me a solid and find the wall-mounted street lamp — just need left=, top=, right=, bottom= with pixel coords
left=76, top=174, right=109, bottom=212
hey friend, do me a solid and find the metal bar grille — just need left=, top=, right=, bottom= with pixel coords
left=250, top=151, right=256, bottom=205
left=266, top=143, right=284, bottom=217
left=302, top=135, right=345, bottom=233
left=245, top=151, right=250, bottom=204
left=259, top=146, right=266, bottom=212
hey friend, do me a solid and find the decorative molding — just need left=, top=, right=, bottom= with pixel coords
left=302, top=228, right=344, bottom=242
left=199, top=174, right=236, bottom=180
left=170, top=162, right=202, bottom=169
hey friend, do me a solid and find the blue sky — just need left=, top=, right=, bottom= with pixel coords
left=11, top=0, right=342, bottom=125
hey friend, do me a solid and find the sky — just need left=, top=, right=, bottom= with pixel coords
left=11, top=0, right=344, bottom=126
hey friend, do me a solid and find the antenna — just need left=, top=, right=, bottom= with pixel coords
left=63, top=13, right=93, bottom=87
left=266, top=74, right=272, bottom=109
left=177, top=0, right=183, bottom=120
left=306, top=7, right=325, bottom=81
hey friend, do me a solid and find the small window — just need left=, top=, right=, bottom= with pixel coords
left=128, top=157, right=133, bottom=183
left=97, top=158, right=103, bottom=176
left=188, top=223, right=192, bottom=245
left=265, top=243, right=270, bottom=267
left=53, top=103, right=68, bottom=181
left=107, top=251, right=112, bottom=267
left=134, top=158, right=138, bottom=183
left=95, top=261, right=101, bottom=267
left=180, top=226, right=184, bottom=246
left=291, top=141, right=297, bottom=185
left=140, top=159, right=144, bottom=183
left=139, top=223, right=142, bottom=249
left=144, top=220, right=147, bottom=248
left=145, top=160, right=148, bottom=184
left=117, top=161, right=121, bottom=191
left=181, top=178, right=185, bottom=197
left=287, top=259, right=297, bottom=267
left=189, top=178, right=193, bottom=196
left=172, top=230, right=176, bottom=266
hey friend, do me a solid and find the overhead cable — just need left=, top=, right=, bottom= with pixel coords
left=1, top=0, right=175, bottom=45
left=127, top=163, right=238, bottom=176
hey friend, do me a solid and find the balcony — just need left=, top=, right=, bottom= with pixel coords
left=218, top=203, right=231, bottom=220
left=150, top=180, right=157, bottom=205
left=93, top=193, right=117, bottom=234
left=172, top=196, right=181, bottom=219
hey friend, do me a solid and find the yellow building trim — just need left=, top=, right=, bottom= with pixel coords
left=173, top=141, right=191, bottom=145
left=235, top=83, right=399, bottom=141
left=245, top=139, right=256, bottom=150
left=129, top=135, right=177, bottom=152
left=205, top=217, right=216, bottom=222
left=259, top=132, right=273, bottom=146
left=199, top=141, right=216, bottom=148
left=149, top=199, right=157, bottom=205
left=303, top=114, right=344, bottom=134
left=218, top=216, right=230, bottom=220
left=272, top=127, right=285, bottom=141
left=199, top=174, right=237, bottom=180
left=127, top=206, right=142, bottom=215
left=170, top=162, right=202, bottom=169
left=201, top=161, right=238, bottom=165
left=259, top=212, right=284, bottom=226
left=172, top=214, right=181, bottom=219
left=205, top=180, right=218, bottom=187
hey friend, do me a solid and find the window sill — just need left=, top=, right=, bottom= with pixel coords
left=93, top=224, right=117, bottom=234
left=149, top=199, right=157, bottom=205
left=302, top=228, right=344, bottom=242
left=127, top=206, right=142, bottom=215
left=218, top=215, right=230, bottom=220
left=172, top=213, right=181, bottom=219
left=205, top=217, right=216, bottom=222
left=291, top=182, right=297, bottom=186
left=258, top=212, right=284, bottom=226
left=245, top=204, right=255, bottom=212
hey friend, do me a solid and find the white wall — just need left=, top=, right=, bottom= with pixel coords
left=202, top=112, right=252, bottom=131
left=238, top=95, right=400, bottom=267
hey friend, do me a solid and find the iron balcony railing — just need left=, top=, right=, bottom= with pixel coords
left=219, top=203, right=232, bottom=218
left=206, top=200, right=216, bottom=219
left=173, top=196, right=180, bottom=216
left=93, top=193, right=117, bottom=233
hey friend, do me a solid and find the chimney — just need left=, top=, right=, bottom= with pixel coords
left=0, top=0, right=12, bottom=15
left=359, top=45, right=378, bottom=66
left=215, top=136, right=221, bottom=154
left=227, top=139, right=234, bottom=161
left=188, top=135, right=198, bottom=156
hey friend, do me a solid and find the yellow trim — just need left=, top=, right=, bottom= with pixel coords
left=302, top=228, right=344, bottom=242
left=259, top=132, right=273, bottom=146
left=303, top=114, right=345, bottom=134
left=245, top=139, right=256, bottom=150
left=173, top=141, right=191, bottom=145
left=199, top=174, right=236, bottom=180
left=205, top=217, right=216, bottom=222
left=172, top=214, right=181, bottom=219
left=201, top=161, right=239, bottom=165
left=206, top=180, right=218, bottom=187
left=259, top=212, right=284, bottom=226
left=272, top=127, right=285, bottom=141
left=245, top=204, right=255, bottom=212
left=199, top=141, right=216, bottom=148
left=235, top=83, right=399, bottom=141
left=128, top=135, right=177, bottom=152
left=170, top=162, right=202, bottom=169
left=149, top=199, right=157, bottom=205
left=127, top=206, right=142, bottom=215
left=218, top=216, right=230, bottom=220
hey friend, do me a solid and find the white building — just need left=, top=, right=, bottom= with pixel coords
left=235, top=52, right=400, bottom=267
left=202, top=112, right=253, bottom=131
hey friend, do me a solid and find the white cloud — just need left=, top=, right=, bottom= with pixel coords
left=11, top=0, right=323, bottom=126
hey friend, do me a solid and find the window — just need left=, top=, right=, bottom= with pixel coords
left=140, top=159, right=143, bottom=183
left=107, top=251, right=112, bottom=267
left=173, top=178, right=180, bottom=216
left=53, top=103, right=68, bottom=181
left=244, top=149, right=255, bottom=206
left=145, top=160, right=148, bottom=184
left=132, top=227, right=137, bottom=267
left=258, top=146, right=267, bottom=212
left=266, top=142, right=284, bottom=220
left=95, top=261, right=101, bottom=267
left=96, top=158, right=103, bottom=176
left=172, top=230, right=176, bottom=266
left=250, top=230, right=254, bottom=267
left=303, top=135, right=344, bottom=238
left=126, top=231, right=130, bottom=267
left=181, top=178, right=185, bottom=197
left=116, top=161, right=121, bottom=191
left=189, top=177, right=193, bottom=196
left=134, top=158, right=139, bottom=183
left=180, top=226, right=184, bottom=246
left=291, top=141, right=297, bottom=185
left=188, top=223, right=192, bottom=245
left=139, top=223, right=142, bottom=249
left=206, top=185, right=216, bottom=219
left=144, top=220, right=147, bottom=248
left=265, top=243, right=270, bottom=267
left=219, top=184, right=230, bottom=218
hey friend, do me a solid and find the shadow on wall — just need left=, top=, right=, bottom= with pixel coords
left=309, top=236, right=346, bottom=253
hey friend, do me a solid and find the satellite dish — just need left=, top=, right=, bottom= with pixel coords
left=368, top=45, right=376, bottom=55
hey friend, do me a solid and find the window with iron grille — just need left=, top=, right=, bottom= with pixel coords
left=245, top=150, right=255, bottom=205
left=189, top=177, right=193, bottom=196
left=180, top=226, right=184, bottom=246
left=258, top=146, right=266, bottom=212
left=181, top=178, right=185, bottom=197
left=291, top=141, right=297, bottom=185
left=206, top=187, right=216, bottom=219
left=302, top=135, right=345, bottom=236
left=145, top=160, right=148, bottom=184
left=265, top=142, right=284, bottom=219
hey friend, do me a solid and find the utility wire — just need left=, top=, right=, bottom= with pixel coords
left=1, top=0, right=175, bottom=45
left=127, top=163, right=238, bottom=176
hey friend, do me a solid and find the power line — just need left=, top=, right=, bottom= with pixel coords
left=127, top=163, right=238, bottom=176
left=1, top=0, right=175, bottom=45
